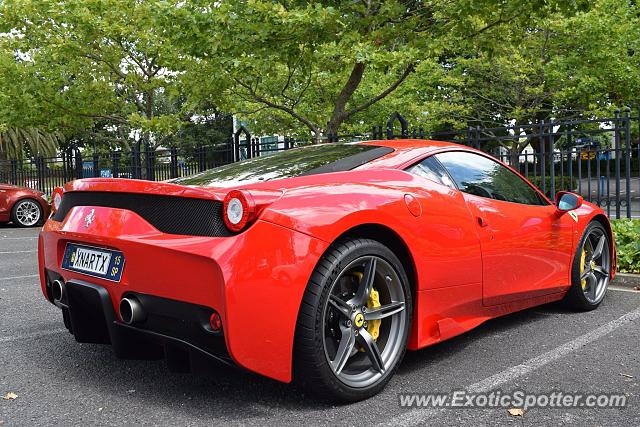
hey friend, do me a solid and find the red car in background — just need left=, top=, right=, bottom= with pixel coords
left=0, top=184, right=50, bottom=227
left=37, top=140, right=615, bottom=401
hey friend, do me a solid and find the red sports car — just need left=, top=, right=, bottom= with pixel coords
left=0, top=183, right=50, bottom=227
left=38, top=140, right=615, bottom=401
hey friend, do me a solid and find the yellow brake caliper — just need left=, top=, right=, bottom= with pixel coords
left=352, top=272, right=382, bottom=343
left=367, top=288, right=382, bottom=341
left=580, top=248, right=587, bottom=289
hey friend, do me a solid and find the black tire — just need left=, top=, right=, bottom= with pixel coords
left=563, top=221, right=611, bottom=311
left=11, top=198, right=44, bottom=227
left=293, top=238, right=412, bottom=402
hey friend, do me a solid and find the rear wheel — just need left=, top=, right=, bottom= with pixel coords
left=11, top=199, right=43, bottom=227
left=294, top=238, right=412, bottom=402
left=564, top=221, right=611, bottom=310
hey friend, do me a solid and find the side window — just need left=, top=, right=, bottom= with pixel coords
left=406, top=156, right=456, bottom=189
left=435, top=151, right=546, bottom=206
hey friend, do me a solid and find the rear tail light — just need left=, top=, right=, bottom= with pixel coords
left=51, top=187, right=64, bottom=213
left=223, top=190, right=256, bottom=232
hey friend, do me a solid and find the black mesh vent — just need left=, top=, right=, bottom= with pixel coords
left=52, top=192, right=231, bottom=237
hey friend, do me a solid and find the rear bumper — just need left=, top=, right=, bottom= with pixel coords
left=45, top=277, right=233, bottom=369
left=38, top=205, right=329, bottom=382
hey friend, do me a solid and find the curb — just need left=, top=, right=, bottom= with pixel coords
left=612, top=273, right=640, bottom=290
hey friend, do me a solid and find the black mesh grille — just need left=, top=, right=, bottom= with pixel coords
left=52, top=192, right=230, bottom=237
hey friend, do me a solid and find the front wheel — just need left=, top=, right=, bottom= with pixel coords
left=564, top=221, right=611, bottom=310
left=11, top=199, right=43, bottom=227
left=294, top=238, right=412, bottom=402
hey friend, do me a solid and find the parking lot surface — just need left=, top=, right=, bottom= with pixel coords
left=0, top=225, right=638, bottom=426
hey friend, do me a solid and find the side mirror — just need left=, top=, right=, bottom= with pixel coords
left=555, top=191, right=583, bottom=212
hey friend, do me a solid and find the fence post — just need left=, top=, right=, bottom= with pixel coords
left=10, top=159, right=17, bottom=185
left=549, top=125, right=555, bottom=197
left=234, top=133, right=240, bottom=162
left=66, top=150, right=73, bottom=182
left=35, top=156, right=44, bottom=192
left=196, top=145, right=204, bottom=172
left=226, top=137, right=233, bottom=164
left=75, top=149, right=83, bottom=179
left=92, top=152, right=100, bottom=178
left=170, top=147, right=179, bottom=179
left=539, top=120, right=546, bottom=196
left=131, top=145, right=140, bottom=179
left=614, top=109, right=621, bottom=219
left=624, top=107, right=632, bottom=218
left=60, top=151, right=67, bottom=183
left=386, top=112, right=408, bottom=139
left=371, top=126, right=381, bottom=140
left=144, top=143, right=155, bottom=181
left=111, top=151, right=120, bottom=178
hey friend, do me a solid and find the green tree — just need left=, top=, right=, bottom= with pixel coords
left=0, top=127, right=63, bottom=160
left=0, top=0, right=187, bottom=150
left=401, top=0, right=639, bottom=159
left=167, top=0, right=585, bottom=139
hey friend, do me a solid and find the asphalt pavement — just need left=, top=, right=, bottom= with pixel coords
left=0, top=225, right=639, bottom=426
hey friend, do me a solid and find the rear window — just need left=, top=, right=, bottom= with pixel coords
left=174, top=143, right=393, bottom=187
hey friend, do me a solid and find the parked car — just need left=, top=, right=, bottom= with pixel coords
left=0, top=183, right=50, bottom=227
left=38, top=140, right=614, bottom=401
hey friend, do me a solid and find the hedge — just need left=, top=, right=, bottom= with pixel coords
left=527, top=176, right=577, bottom=194
left=611, top=219, right=640, bottom=274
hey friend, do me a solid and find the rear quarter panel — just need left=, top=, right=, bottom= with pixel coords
left=259, top=169, right=485, bottom=350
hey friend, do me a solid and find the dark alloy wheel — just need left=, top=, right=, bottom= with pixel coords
left=564, top=221, right=611, bottom=310
left=294, top=238, right=412, bottom=402
left=11, top=199, right=43, bottom=227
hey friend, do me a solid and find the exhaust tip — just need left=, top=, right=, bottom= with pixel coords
left=51, top=280, right=64, bottom=302
left=119, top=297, right=145, bottom=325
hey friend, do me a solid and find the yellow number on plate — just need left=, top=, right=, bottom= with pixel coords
left=111, top=267, right=119, bottom=276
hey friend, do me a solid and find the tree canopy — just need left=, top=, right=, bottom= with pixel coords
left=0, top=0, right=637, bottom=156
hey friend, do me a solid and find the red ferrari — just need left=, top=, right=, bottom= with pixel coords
left=1, top=183, right=50, bottom=227
left=38, top=140, right=615, bottom=401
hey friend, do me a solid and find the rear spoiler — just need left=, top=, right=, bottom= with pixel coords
left=62, top=178, right=224, bottom=201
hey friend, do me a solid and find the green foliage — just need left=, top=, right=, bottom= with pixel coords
left=0, top=0, right=187, bottom=150
left=0, top=127, right=63, bottom=159
left=0, top=0, right=637, bottom=148
left=611, top=219, right=640, bottom=274
left=165, top=0, right=585, bottom=137
left=528, top=176, right=578, bottom=193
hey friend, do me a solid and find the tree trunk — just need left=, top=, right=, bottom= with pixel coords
left=326, top=62, right=366, bottom=137
left=141, top=90, right=154, bottom=179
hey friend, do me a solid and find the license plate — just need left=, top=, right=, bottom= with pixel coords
left=61, top=243, right=125, bottom=282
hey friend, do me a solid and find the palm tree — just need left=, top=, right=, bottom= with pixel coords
left=0, top=127, right=64, bottom=160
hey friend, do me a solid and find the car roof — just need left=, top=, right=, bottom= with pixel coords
left=357, top=139, right=472, bottom=169
left=362, top=139, right=463, bottom=150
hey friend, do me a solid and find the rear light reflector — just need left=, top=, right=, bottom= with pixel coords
left=209, top=312, right=222, bottom=331
left=51, top=187, right=64, bottom=213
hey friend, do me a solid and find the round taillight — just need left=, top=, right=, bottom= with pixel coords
left=52, top=187, right=64, bottom=213
left=223, top=190, right=255, bottom=232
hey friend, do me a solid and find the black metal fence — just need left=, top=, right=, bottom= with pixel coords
left=1, top=109, right=638, bottom=219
